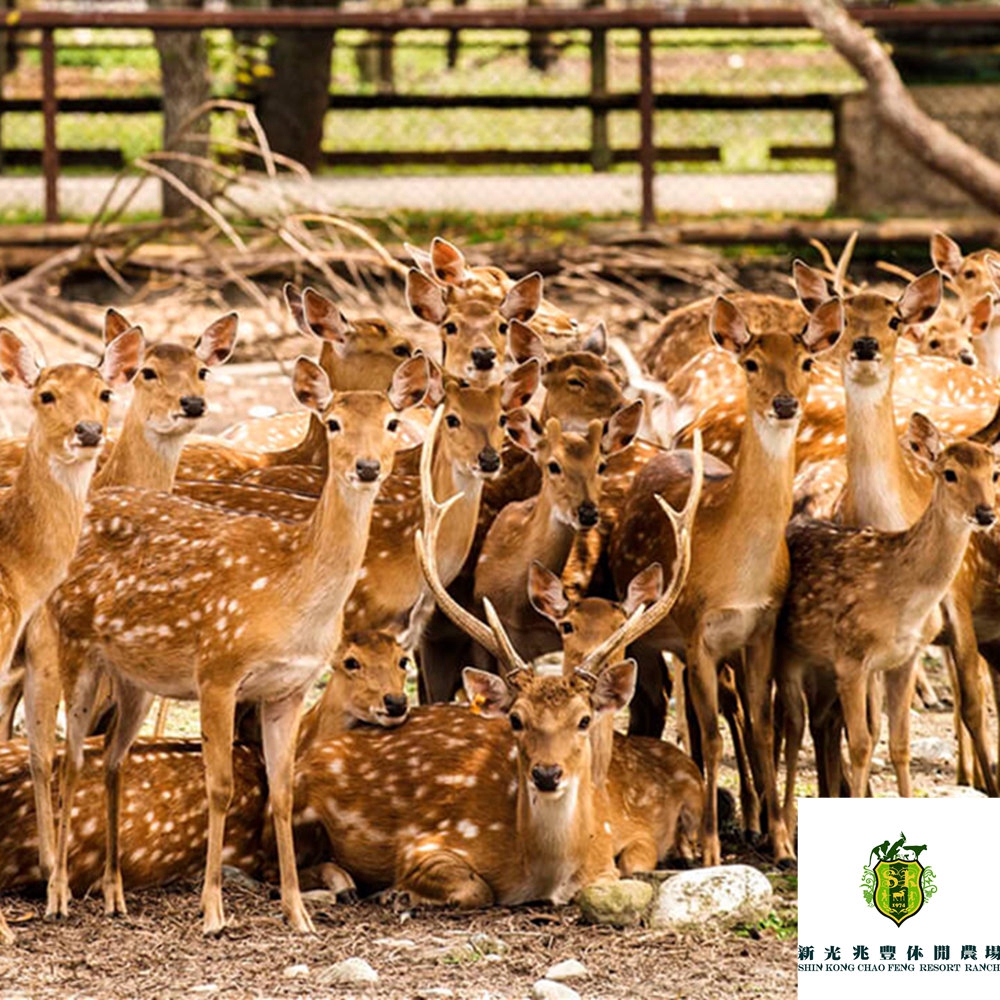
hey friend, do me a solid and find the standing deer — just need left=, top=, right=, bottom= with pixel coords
left=610, top=294, right=844, bottom=866
left=0, top=326, right=143, bottom=945
left=44, top=355, right=428, bottom=935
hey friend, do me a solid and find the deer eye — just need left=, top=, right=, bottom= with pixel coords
left=499, top=414, right=508, bottom=427
left=509, top=713, right=524, bottom=732
left=198, top=367, right=210, bottom=380
left=399, top=657, right=410, bottom=671
left=327, top=418, right=341, bottom=433
left=597, top=461, right=608, bottom=474
left=141, top=367, right=157, bottom=381
left=578, top=715, right=591, bottom=731
left=343, top=657, right=361, bottom=671
left=568, top=377, right=585, bottom=389
left=39, top=391, right=56, bottom=404
left=929, top=339, right=941, bottom=350
left=965, top=269, right=977, bottom=280
left=944, top=469, right=958, bottom=483
left=443, top=322, right=458, bottom=336
left=888, top=316, right=901, bottom=330
left=993, top=471, right=999, bottom=483
left=100, top=389, right=113, bottom=402
left=393, top=344, right=411, bottom=357
left=498, top=322, right=509, bottom=335
left=743, top=359, right=759, bottom=373
left=560, top=621, right=574, bottom=634
left=387, top=418, right=400, bottom=432
left=547, top=461, right=562, bottom=475
left=445, top=414, right=461, bottom=429
left=802, top=358, right=814, bottom=372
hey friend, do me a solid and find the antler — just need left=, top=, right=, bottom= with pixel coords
left=807, top=231, right=859, bottom=297
left=575, top=429, right=705, bottom=675
left=414, top=406, right=528, bottom=675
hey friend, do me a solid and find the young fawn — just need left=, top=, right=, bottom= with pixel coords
left=611, top=295, right=844, bottom=866
left=0, top=326, right=143, bottom=945
left=44, top=355, right=428, bottom=935
left=778, top=417, right=999, bottom=823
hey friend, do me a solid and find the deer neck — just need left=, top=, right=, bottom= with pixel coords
left=842, top=372, right=918, bottom=530
left=898, top=489, right=975, bottom=597
left=93, top=408, right=184, bottom=492
left=431, top=439, right=485, bottom=581
left=526, top=482, right=577, bottom=572
left=0, top=430, right=96, bottom=609
left=266, top=413, right=328, bottom=470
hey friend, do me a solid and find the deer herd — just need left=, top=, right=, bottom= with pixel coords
left=0, top=230, right=999, bottom=942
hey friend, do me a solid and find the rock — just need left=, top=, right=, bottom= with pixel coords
left=533, top=980, right=581, bottom=1000
left=317, top=957, right=379, bottom=986
left=282, top=964, right=309, bottom=980
left=650, top=864, right=772, bottom=930
left=926, top=783, right=987, bottom=798
left=546, top=959, right=588, bottom=981
left=911, top=737, right=956, bottom=764
left=577, top=879, right=654, bottom=927
left=468, top=932, right=507, bottom=956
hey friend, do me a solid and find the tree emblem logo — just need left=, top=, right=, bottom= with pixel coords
left=860, top=832, right=937, bottom=926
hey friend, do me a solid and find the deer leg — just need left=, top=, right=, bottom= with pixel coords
left=0, top=656, right=23, bottom=740
left=298, top=862, right=357, bottom=899
left=721, top=668, right=760, bottom=842
left=884, top=661, right=918, bottom=798
left=260, top=691, right=315, bottom=934
left=777, top=656, right=806, bottom=836
left=837, top=669, right=872, bottom=797
left=153, top=697, right=170, bottom=737
left=617, top=836, right=659, bottom=877
left=198, top=682, right=237, bottom=936
left=398, top=847, right=494, bottom=908
left=688, top=635, right=723, bottom=867
left=101, top=679, right=154, bottom=917
left=0, top=910, right=12, bottom=946
left=626, top=640, right=668, bottom=738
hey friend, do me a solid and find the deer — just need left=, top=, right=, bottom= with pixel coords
left=0, top=325, right=143, bottom=945
left=609, top=294, right=844, bottom=867
left=42, top=354, right=428, bottom=935
left=778, top=417, right=999, bottom=825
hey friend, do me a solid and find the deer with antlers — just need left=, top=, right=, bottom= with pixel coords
left=42, top=354, right=427, bottom=935
left=0, top=325, right=143, bottom=944
left=610, top=295, right=844, bottom=866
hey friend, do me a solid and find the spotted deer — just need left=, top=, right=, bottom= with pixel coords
left=610, top=295, right=844, bottom=866
left=0, top=326, right=143, bottom=944
left=43, top=355, right=428, bottom=935
left=778, top=418, right=999, bottom=824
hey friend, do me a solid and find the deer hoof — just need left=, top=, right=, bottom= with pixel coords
left=336, top=888, right=359, bottom=905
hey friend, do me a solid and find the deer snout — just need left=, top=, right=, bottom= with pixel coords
left=471, top=347, right=497, bottom=371
left=578, top=500, right=599, bottom=528
left=180, top=395, right=206, bottom=418
left=383, top=693, right=408, bottom=718
left=771, top=394, right=799, bottom=421
left=355, top=458, right=381, bottom=483
left=851, top=337, right=880, bottom=362
left=531, top=764, right=563, bottom=793
left=74, top=421, right=103, bottom=448
left=974, top=504, right=996, bottom=527
left=477, top=446, right=501, bottom=474
left=960, top=351, right=976, bottom=366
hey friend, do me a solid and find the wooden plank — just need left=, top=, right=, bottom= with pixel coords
left=319, top=146, right=720, bottom=167
left=0, top=149, right=125, bottom=169
left=770, top=144, right=835, bottom=160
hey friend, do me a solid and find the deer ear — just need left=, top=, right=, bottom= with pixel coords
left=580, top=320, right=608, bottom=357
left=292, top=356, right=333, bottom=414
left=508, top=319, right=547, bottom=366
left=802, top=297, right=844, bottom=355
left=931, top=231, right=963, bottom=278
left=622, top=564, right=664, bottom=617
left=195, top=313, right=238, bottom=367
left=501, top=358, right=540, bottom=411
left=100, top=327, right=144, bottom=386
left=505, top=407, right=544, bottom=454
left=462, top=667, right=513, bottom=718
left=527, top=561, right=569, bottom=624
left=406, top=269, right=448, bottom=325
left=405, top=242, right=435, bottom=279
left=898, top=270, right=942, bottom=327
left=709, top=297, right=751, bottom=354
left=986, top=254, right=1000, bottom=292
left=603, top=399, right=643, bottom=454
left=388, top=355, right=430, bottom=411
left=284, top=283, right=307, bottom=335
left=499, top=272, right=543, bottom=323
left=302, top=288, right=349, bottom=346
left=420, top=354, right=446, bottom=407
left=0, top=329, right=41, bottom=388
left=969, top=294, right=994, bottom=339
left=431, top=237, right=468, bottom=286
left=591, top=660, right=637, bottom=715
left=905, top=412, right=943, bottom=467
left=103, top=307, right=133, bottom=344
left=793, top=259, right=830, bottom=314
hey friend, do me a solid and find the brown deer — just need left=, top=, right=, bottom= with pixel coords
left=43, top=355, right=428, bottom=935
left=0, top=325, right=143, bottom=944
left=778, top=418, right=999, bottom=822
left=610, top=294, right=844, bottom=866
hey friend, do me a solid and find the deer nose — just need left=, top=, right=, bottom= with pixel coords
left=471, top=347, right=497, bottom=371
left=531, top=764, right=563, bottom=793
left=180, top=395, right=206, bottom=418
left=960, top=351, right=976, bottom=366
left=477, top=446, right=501, bottom=473
left=355, top=459, right=381, bottom=483
left=772, top=394, right=799, bottom=420
left=851, top=337, right=879, bottom=361
left=383, top=693, right=408, bottom=718
left=74, top=421, right=103, bottom=448
left=578, top=501, right=599, bottom=527
left=975, top=504, right=996, bottom=527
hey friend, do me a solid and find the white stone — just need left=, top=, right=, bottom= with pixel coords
left=282, top=964, right=309, bottom=980
left=925, top=783, right=987, bottom=798
left=910, top=737, right=956, bottom=764
left=545, top=959, right=588, bottom=982
left=318, top=957, right=379, bottom=985
left=532, top=980, right=581, bottom=1000
left=650, top=864, right=773, bottom=930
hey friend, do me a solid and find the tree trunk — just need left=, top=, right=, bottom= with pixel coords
left=258, top=0, right=335, bottom=171
left=802, top=0, right=1000, bottom=215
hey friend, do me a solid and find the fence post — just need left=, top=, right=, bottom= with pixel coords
left=590, top=27, right=610, bottom=171
left=41, top=26, right=58, bottom=223
left=638, top=27, right=654, bottom=228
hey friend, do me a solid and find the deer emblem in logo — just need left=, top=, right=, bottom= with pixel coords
left=860, top=832, right=937, bottom=926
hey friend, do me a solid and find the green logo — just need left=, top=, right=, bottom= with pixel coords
left=860, top=832, right=937, bottom=927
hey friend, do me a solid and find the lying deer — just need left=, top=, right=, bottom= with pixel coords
left=778, top=416, right=999, bottom=821
left=0, top=325, right=142, bottom=944
left=611, top=294, right=844, bottom=866
left=44, top=355, right=428, bottom=935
